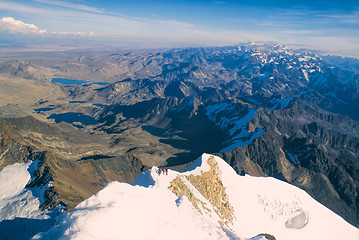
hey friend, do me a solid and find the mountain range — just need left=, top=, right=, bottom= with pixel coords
left=0, top=42, right=359, bottom=238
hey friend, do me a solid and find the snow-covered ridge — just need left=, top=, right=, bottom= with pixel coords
left=202, top=43, right=349, bottom=92
left=34, top=154, right=359, bottom=240
left=204, top=97, right=294, bottom=153
left=0, top=158, right=65, bottom=240
left=0, top=159, right=49, bottom=221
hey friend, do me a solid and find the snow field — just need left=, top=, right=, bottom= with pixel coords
left=0, top=160, right=50, bottom=221
left=34, top=166, right=232, bottom=239
left=201, top=154, right=359, bottom=239
left=34, top=154, right=359, bottom=240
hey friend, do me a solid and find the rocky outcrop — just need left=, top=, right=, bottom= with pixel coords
left=169, top=156, right=235, bottom=228
left=186, top=156, right=235, bottom=227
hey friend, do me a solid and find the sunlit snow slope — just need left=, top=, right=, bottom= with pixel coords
left=0, top=160, right=48, bottom=220
left=34, top=154, right=359, bottom=240
left=0, top=160, right=63, bottom=240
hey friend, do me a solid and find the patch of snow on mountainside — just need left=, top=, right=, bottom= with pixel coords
left=0, top=146, right=10, bottom=160
left=205, top=102, right=263, bottom=152
left=0, top=160, right=64, bottom=240
left=34, top=154, right=359, bottom=240
left=285, top=151, right=301, bottom=165
left=0, top=160, right=49, bottom=220
left=220, top=128, right=263, bottom=152
left=268, top=97, right=293, bottom=111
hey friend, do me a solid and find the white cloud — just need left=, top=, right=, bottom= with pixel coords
left=0, top=17, right=46, bottom=34
left=0, top=16, right=96, bottom=37
left=55, top=31, right=94, bottom=36
left=33, top=0, right=104, bottom=13
left=316, top=11, right=359, bottom=25
left=0, top=1, right=194, bottom=30
left=149, top=19, right=194, bottom=28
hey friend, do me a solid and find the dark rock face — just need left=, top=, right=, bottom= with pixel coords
left=0, top=119, right=35, bottom=170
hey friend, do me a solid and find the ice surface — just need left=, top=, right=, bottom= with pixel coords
left=285, top=211, right=308, bottom=229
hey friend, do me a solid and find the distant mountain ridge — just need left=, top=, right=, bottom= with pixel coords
left=57, top=43, right=359, bottom=119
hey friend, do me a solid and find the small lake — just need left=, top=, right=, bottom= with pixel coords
left=51, top=78, right=110, bottom=86
left=47, top=112, right=97, bottom=126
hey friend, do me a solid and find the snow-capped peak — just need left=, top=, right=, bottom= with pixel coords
left=33, top=154, right=359, bottom=240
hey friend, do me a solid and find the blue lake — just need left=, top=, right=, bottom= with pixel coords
left=47, top=112, right=97, bottom=126
left=51, top=78, right=110, bottom=86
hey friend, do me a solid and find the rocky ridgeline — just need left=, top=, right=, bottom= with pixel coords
left=169, top=156, right=235, bottom=228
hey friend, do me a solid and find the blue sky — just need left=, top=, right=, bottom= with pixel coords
left=0, top=0, right=358, bottom=57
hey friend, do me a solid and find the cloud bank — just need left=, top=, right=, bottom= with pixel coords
left=0, top=17, right=46, bottom=34
left=0, top=16, right=95, bottom=37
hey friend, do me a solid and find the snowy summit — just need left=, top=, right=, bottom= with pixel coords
left=33, top=154, right=359, bottom=240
